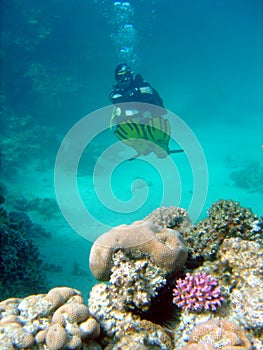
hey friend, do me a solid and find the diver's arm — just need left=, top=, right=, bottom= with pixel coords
left=134, top=75, right=164, bottom=107
left=110, top=87, right=141, bottom=103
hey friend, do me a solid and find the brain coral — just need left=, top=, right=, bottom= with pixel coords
left=0, top=287, right=100, bottom=349
left=182, top=318, right=252, bottom=350
left=89, top=220, right=188, bottom=280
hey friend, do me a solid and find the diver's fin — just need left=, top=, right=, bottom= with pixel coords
left=115, top=120, right=152, bottom=156
left=128, top=149, right=184, bottom=161
left=168, top=149, right=184, bottom=154
left=128, top=153, right=141, bottom=161
left=114, top=120, right=144, bottom=142
left=145, top=116, right=171, bottom=154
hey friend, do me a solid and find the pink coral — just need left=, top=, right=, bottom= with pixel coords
left=172, top=272, right=224, bottom=311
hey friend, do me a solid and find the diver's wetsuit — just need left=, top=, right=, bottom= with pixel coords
left=109, top=74, right=164, bottom=107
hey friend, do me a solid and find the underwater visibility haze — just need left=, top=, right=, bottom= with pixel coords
left=0, top=0, right=263, bottom=349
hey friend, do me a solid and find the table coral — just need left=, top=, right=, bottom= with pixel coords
left=89, top=220, right=188, bottom=281
left=181, top=318, right=252, bottom=349
left=0, top=287, right=100, bottom=349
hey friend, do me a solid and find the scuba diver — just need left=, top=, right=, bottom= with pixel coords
left=109, top=63, right=183, bottom=160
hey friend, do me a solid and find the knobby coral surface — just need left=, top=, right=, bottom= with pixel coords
left=184, top=200, right=263, bottom=261
left=144, top=206, right=192, bottom=232
left=0, top=287, right=100, bottom=349
left=88, top=250, right=173, bottom=348
left=181, top=318, right=252, bottom=349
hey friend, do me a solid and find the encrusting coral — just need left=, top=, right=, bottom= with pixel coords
left=216, top=238, right=263, bottom=335
left=181, top=318, right=252, bottom=349
left=0, top=287, right=100, bottom=349
left=89, top=220, right=188, bottom=281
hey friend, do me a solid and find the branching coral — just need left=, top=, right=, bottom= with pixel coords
left=173, top=273, right=224, bottom=312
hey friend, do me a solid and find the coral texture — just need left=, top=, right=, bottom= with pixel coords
left=104, top=319, right=173, bottom=350
left=110, top=250, right=167, bottom=311
left=0, top=206, right=47, bottom=300
left=89, top=283, right=173, bottom=349
left=144, top=206, right=192, bottom=232
left=0, top=287, right=100, bottom=349
left=181, top=318, right=252, bottom=349
left=89, top=220, right=188, bottom=281
left=88, top=250, right=173, bottom=348
left=173, top=273, right=224, bottom=311
left=184, top=200, right=263, bottom=261
left=217, top=238, right=263, bottom=334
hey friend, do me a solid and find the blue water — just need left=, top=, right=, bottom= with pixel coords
left=0, top=0, right=262, bottom=297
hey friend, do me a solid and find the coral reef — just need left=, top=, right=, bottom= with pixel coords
left=184, top=199, right=263, bottom=261
left=181, top=318, right=252, bottom=349
left=216, top=238, right=263, bottom=335
left=173, top=273, right=224, bottom=312
left=0, top=201, right=262, bottom=349
left=174, top=237, right=263, bottom=348
left=104, top=319, right=173, bottom=350
left=230, top=161, right=263, bottom=193
left=88, top=249, right=173, bottom=348
left=110, top=250, right=167, bottom=312
left=9, top=193, right=60, bottom=220
left=0, top=287, right=100, bottom=349
left=144, top=206, right=192, bottom=232
left=0, top=206, right=47, bottom=300
left=89, top=220, right=188, bottom=281
left=0, top=113, right=58, bottom=170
